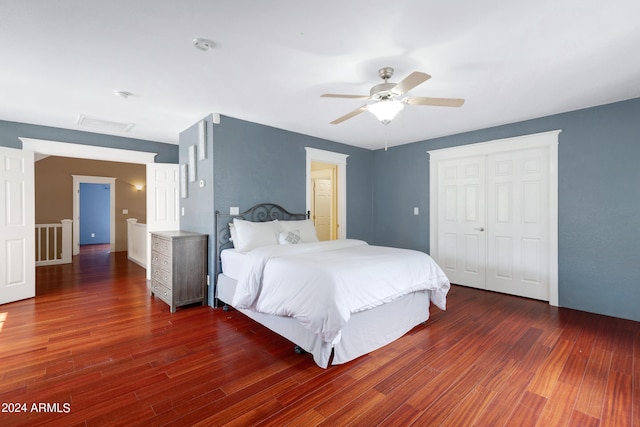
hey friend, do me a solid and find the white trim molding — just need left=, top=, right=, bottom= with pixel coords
left=20, top=138, right=157, bottom=164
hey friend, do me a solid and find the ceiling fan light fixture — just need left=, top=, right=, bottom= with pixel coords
left=368, top=99, right=404, bottom=125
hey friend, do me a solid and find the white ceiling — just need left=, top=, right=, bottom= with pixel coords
left=1, top=1, right=639, bottom=151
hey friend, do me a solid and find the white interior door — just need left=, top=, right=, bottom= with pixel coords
left=0, top=147, right=35, bottom=305
left=146, top=163, right=180, bottom=279
left=486, top=148, right=550, bottom=300
left=437, top=155, right=486, bottom=289
left=313, top=178, right=332, bottom=241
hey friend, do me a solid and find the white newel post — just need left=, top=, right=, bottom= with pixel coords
left=127, top=218, right=137, bottom=256
left=61, top=219, right=73, bottom=264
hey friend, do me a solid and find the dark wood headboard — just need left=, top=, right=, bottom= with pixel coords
left=214, top=203, right=309, bottom=283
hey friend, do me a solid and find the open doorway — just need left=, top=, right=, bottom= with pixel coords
left=0, top=138, right=158, bottom=304
left=73, top=175, right=116, bottom=255
left=80, top=183, right=111, bottom=249
left=305, top=147, right=348, bottom=240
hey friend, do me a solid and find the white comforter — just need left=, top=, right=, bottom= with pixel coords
left=231, top=239, right=450, bottom=344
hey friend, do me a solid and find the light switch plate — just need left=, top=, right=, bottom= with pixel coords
left=230, top=207, right=239, bottom=215
left=414, top=207, right=419, bottom=215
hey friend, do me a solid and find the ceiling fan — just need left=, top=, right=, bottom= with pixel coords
left=321, top=67, right=464, bottom=125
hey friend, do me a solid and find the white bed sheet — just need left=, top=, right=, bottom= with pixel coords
left=220, top=248, right=246, bottom=281
left=231, top=239, right=450, bottom=345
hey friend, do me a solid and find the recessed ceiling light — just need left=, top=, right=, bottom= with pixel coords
left=193, top=38, right=215, bottom=51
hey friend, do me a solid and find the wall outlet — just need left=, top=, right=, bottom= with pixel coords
left=230, top=207, right=239, bottom=215
left=414, top=207, right=419, bottom=215
left=122, top=209, right=128, bottom=215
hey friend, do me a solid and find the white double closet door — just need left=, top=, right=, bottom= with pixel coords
left=429, top=131, right=559, bottom=304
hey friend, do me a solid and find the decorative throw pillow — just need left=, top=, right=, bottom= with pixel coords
left=278, top=230, right=301, bottom=245
left=279, top=219, right=319, bottom=242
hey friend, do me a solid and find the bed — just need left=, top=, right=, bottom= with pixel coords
left=214, top=203, right=450, bottom=368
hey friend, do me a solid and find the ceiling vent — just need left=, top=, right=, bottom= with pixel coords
left=77, top=115, right=135, bottom=133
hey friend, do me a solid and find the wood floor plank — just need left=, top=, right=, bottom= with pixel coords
left=527, top=338, right=574, bottom=397
left=258, top=375, right=356, bottom=426
left=633, top=329, right=640, bottom=427
left=535, top=380, right=579, bottom=427
left=574, top=345, right=613, bottom=419
left=438, top=385, right=496, bottom=427
left=473, top=367, right=537, bottom=427
left=600, top=370, right=633, bottom=427
left=504, top=390, right=547, bottom=426
left=0, top=251, right=637, bottom=426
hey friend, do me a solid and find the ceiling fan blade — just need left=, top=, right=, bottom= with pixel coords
left=405, top=97, right=465, bottom=107
left=330, top=106, right=368, bottom=124
left=392, top=72, right=431, bottom=96
left=321, top=93, right=370, bottom=99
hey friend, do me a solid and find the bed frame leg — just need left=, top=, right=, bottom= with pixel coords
left=294, top=345, right=307, bottom=355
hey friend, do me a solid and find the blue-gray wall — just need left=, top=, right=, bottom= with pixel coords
left=373, top=97, right=640, bottom=322
left=0, top=119, right=178, bottom=163
left=178, top=116, right=216, bottom=303
left=211, top=116, right=374, bottom=241
left=179, top=114, right=374, bottom=306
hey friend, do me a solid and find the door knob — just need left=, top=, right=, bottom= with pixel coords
left=473, top=227, right=485, bottom=231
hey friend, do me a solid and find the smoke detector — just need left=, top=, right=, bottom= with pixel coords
left=193, top=38, right=215, bottom=51
left=113, top=90, right=133, bottom=99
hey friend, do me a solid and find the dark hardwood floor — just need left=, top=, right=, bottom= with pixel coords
left=0, top=250, right=638, bottom=426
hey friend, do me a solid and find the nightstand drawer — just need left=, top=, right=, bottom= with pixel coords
left=151, top=251, right=172, bottom=274
left=151, top=280, right=172, bottom=305
left=151, top=266, right=171, bottom=287
left=151, top=236, right=172, bottom=256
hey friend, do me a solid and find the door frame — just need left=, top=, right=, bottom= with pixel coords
left=19, top=137, right=157, bottom=265
left=305, top=147, right=348, bottom=239
left=72, top=175, right=116, bottom=255
left=428, top=130, right=560, bottom=306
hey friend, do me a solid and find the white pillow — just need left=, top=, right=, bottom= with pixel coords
left=279, top=219, right=318, bottom=242
left=232, top=218, right=279, bottom=251
left=228, top=223, right=237, bottom=243
left=278, top=230, right=301, bottom=245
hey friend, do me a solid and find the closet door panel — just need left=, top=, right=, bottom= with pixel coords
left=437, top=156, right=486, bottom=289
left=486, top=148, right=549, bottom=300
